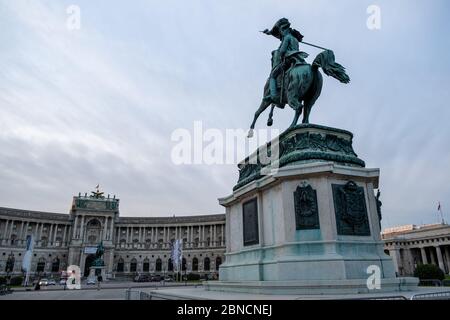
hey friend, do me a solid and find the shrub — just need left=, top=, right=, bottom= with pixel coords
left=9, top=276, right=24, bottom=286
left=0, top=277, right=6, bottom=285
left=414, top=264, right=445, bottom=281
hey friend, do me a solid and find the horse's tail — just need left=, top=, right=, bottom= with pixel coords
left=312, top=50, right=350, bottom=84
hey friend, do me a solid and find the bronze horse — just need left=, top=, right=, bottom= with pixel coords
left=248, top=50, right=350, bottom=138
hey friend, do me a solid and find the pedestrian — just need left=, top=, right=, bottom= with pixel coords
left=97, top=274, right=102, bottom=290
left=34, top=278, right=41, bottom=291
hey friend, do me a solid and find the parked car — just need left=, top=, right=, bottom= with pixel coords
left=47, top=279, right=56, bottom=286
left=86, top=278, right=96, bottom=285
left=38, top=279, right=48, bottom=286
left=134, top=275, right=150, bottom=282
left=151, top=275, right=162, bottom=282
left=59, top=279, right=67, bottom=285
left=164, top=276, right=173, bottom=282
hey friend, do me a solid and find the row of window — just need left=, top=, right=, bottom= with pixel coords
left=116, top=256, right=222, bottom=273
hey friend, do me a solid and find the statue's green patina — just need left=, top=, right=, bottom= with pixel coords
left=92, top=241, right=105, bottom=267
left=248, top=18, right=350, bottom=138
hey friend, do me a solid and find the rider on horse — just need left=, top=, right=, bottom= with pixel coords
left=262, top=18, right=306, bottom=107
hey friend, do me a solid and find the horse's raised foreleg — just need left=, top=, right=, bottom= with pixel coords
left=248, top=99, right=271, bottom=138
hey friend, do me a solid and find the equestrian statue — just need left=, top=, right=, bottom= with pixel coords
left=248, top=18, right=350, bottom=138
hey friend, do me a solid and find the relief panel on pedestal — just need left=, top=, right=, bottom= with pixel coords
left=332, top=181, right=370, bottom=236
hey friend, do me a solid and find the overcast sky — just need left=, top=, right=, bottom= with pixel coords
left=0, top=0, right=449, bottom=228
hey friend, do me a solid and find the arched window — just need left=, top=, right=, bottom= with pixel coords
left=215, top=257, right=222, bottom=271
left=87, top=219, right=101, bottom=227
left=182, top=257, right=187, bottom=271
left=117, top=258, right=124, bottom=273
left=145, top=239, right=152, bottom=249
left=192, top=257, right=199, bottom=271
left=155, top=258, right=162, bottom=272
left=85, top=219, right=101, bottom=243
left=204, top=257, right=210, bottom=271
left=52, top=258, right=60, bottom=272
left=36, top=258, right=46, bottom=272
left=143, top=258, right=150, bottom=272
left=168, top=259, right=173, bottom=272
left=130, top=258, right=137, bottom=272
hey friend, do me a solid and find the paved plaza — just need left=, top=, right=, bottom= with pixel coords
left=0, top=282, right=201, bottom=300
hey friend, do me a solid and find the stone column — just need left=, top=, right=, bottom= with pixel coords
left=163, top=227, right=167, bottom=248
left=435, top=245, right=445, bottom=272
left=8, top=220, right=14, bottom=239
left=213, top=225, right=216, bottom=247
left=109, top=219, right=114, bottom=241
left=62, top=225, right=67, bottom=244
left=80, top=215, right=85, bottom=241
left=73, top=216, right=78, bottom=239
left=23, top=221, right=29, bottom=241
left=222, top=224, right=225, bottom=246
left=39, top=223, right=44, bottom=241
left=53, top=224, right=58, bottom=243
left=390, top=249, right=401, bottom=276
left=445, top=246, right=450, bottom=274
left=126, top=226, right=129, bottom=243
left=103, top=217, right=108, bottom=240
left=420, top=247, right=428, bottom=264
left=20, top=221, right=25, bottom=240
left=430, top=247, right=437, bottom=265
left=2, top=220, right=9, bottom=241
left=201, top=225, right=204, bottom=247
left=48, top=224, right=54, bottom=245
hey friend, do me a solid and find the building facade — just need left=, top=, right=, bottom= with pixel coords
left=382, top=223, right=450, bottom=276
left=0, top=190, right=226, bottom=279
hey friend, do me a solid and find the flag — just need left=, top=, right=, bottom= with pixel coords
left=22, top=235, right=34, bottom=272
left=170, top=239, right=183, bottom=271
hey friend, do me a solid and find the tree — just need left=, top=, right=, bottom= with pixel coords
left=414, top=264, right=445, bottom=281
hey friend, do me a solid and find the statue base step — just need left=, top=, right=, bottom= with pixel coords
left=204, top=278, right=418, bottom=295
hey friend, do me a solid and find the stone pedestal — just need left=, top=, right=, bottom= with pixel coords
left=206, top=124, right=418, bottom=295
left=89, top=266, right=106, bottom=282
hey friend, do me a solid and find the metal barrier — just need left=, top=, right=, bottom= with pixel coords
left=410, top=291, right=450, bottom=300
left=365, top=296, right=408, bottom=300
left=0, top=285, right=13, bottom=296
left=418, top=279, right=442, bottom=287
left=125, top=288, right=152, bottom=300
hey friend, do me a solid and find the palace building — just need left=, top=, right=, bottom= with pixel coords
left=0, top=188, right=226, bottom=279
left=382, top=223, right=450, bottom=276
